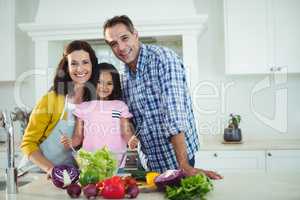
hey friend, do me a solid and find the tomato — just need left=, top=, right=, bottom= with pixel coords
left=96, top=181, right=104, bottom=193
left=123, top=176, right=137, bottom=188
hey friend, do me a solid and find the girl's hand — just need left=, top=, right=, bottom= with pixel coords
left=60, top=134, right=72, bottom=150
left=128, top=135, right=139, bottom=150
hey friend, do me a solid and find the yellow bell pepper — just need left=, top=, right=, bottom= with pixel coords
left=146, top=172, right=160, bottom=187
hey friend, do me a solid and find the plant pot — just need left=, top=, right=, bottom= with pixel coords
left=224, top=128, right=242, bottom=142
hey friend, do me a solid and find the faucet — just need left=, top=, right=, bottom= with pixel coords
left=1, top=110, right=18, bottom=194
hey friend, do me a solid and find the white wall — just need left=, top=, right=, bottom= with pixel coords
left=1, top=0, right=299, bottom=137
left=193, top=0, right=300, bottom=136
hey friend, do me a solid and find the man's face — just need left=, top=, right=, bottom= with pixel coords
left=104, top=23, right=140, bottom=69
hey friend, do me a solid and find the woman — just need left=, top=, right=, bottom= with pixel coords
left=19, top=40, right=98, bottom=176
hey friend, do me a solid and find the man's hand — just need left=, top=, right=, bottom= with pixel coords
left=181, top=164, right=223, bottom=180
left=170, top=133, right=223, bottom=180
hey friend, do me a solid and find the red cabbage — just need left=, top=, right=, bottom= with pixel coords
left=154, top=169, right=186, bottom=191
left=51, top=165, right=80, bottom=189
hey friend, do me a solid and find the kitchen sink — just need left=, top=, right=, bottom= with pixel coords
left=0, top=174, right=38, bottom=191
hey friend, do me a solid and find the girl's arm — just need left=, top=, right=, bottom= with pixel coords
left=121, top=118, right=138, bottom=150
left=60, top=117, right=83, bottom=149
left=71, top=117, right=84, bottom=148
left=120, top=118, right=134, bottom=142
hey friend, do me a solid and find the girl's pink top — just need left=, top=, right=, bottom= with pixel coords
left=73, top=100, right=132, bottom=154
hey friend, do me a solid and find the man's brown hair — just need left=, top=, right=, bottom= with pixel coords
left=103, top=15, right=135, bottom=36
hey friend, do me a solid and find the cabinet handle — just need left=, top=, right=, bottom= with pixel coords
left=270, top=67, right=275, bottom=72
left=277, top=67, right=282, bottom=71
left=213, top=153, right=218, bottom=157
left=267, top=152, right=272, bottom=157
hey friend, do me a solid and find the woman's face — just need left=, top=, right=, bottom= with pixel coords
left=97, top=71, right=114, bottom=100
left=67, top=50, right=92, bottom=85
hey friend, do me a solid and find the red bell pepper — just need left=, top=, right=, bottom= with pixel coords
left=101, top=176, right=125, bottom=199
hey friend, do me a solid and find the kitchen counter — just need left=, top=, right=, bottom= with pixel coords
left=2, top=134, right=300, bottom=153
left=200, top=134, right=300, bottom=150
left=1, top=172, right=300, bottom=200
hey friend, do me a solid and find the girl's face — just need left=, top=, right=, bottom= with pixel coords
left=67, top=50, right=92, bottom=85
left=97, top=71, right=114, bottom=100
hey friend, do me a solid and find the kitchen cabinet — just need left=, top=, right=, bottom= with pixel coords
left=0, top=0, right=15, bottom=81
left=196, top=149, right=300, bottom=172
left=224, top=0, right=300, bottom=74
left=195, top=150, right=266, bottom=172
left=266, top=150, right=300, bottom=172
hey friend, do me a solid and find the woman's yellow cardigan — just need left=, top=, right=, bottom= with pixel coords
left=21, top=91, right=67, bottom=156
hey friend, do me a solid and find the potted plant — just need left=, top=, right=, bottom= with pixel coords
left=224, top=114, right=242, bottom=142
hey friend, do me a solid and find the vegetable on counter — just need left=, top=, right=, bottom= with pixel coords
left=125, top=185, right=139, bottom=199
left=77, top=147, right=117, bottom=186
left=129, top=169, right=147, bottom=181
left=83, top=184, right=99, bottom=199
left=79, top=168, right=100, bottom=186
left=101, top=176, right=125, bottom=199
left=51, top=165, right=80, bottom=189
left=66, top=183, right=81, bottom=198
left=146, top=172, right=160, bottom=187
left=165, top=173, right=213, bottom=200
left=95, top=176, right=140, bottom=199
left=154, top=169, right=186, bottom=191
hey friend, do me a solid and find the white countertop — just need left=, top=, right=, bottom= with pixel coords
left=1, top=172, right=300, bottom=200
left=200, top=134, right=300, bottom=150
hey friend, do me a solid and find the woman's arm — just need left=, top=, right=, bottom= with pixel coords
left=28, top=150, right=54, bottom=175
left=21, top=92, right=59, bottom=174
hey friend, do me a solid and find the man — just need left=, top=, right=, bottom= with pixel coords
left=103, top=15, right=222, bottom=179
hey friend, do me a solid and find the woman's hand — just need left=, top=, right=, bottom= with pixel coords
left=46, top=167, right=53, bottom=180
left=128, top=135, right=139, bottom=150
left=60, top=134, right=72, bottom=150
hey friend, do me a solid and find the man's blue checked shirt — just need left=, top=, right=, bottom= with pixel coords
left=122, top=44, right=200, bottom=173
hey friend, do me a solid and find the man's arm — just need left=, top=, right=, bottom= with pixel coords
left=157, top=50, right=222, bottom=179
left=171, top=133, right=222, bottom=179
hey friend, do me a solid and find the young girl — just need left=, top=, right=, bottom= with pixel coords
left=61, top=62, right=138, bottom=166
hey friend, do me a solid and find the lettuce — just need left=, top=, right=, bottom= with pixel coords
left=77, top=147, right=117, bottom=186
left=165, top=173, right=213, bottom=200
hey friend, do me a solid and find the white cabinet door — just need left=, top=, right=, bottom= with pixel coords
left=266, top=150, right=300, bottom=172
left=224, top=0, right=300, bottom=74
left=273, top=0, right=300, bottom=73
left=224, top=0, right=270, bottom=74
left=195, top=150, right=266, bottom=173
